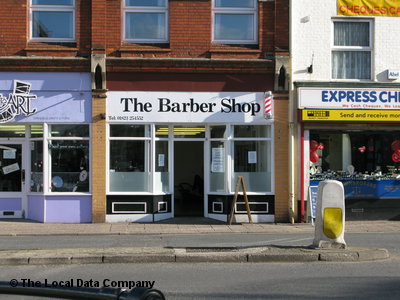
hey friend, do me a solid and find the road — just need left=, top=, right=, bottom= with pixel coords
left=0, top=232, right=399, bottom=299
left=0, top=258, right=399, bottom=299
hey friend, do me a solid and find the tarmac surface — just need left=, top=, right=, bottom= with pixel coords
left=0, top=219, right=398, bottom=265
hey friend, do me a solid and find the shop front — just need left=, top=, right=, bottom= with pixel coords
left=0, top=73, right=92, bottom=222
left=297, top=83, right=400, bottom=221
left=105, top=88, right=275, bottom=223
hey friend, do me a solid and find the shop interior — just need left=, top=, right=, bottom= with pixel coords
left=309, top=130, right=400, bottom=180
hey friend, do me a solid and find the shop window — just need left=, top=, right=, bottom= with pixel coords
left=210, top=141, right=225, bottom=192
left=309, top=131, right=400, bottom=180
left=31, top=141, right=43, bottom=192
left=30, top=0, right=75, bottom=42
left=332, top=20, right=372, bottom=79
left=212, top=0, right=258, bottom=44
left=155, top=140, right=169, bottom=192
left=109, top=125, right=150, bottom=192
left=123, top=0, right=169, bottom=43
left=232, top=125, right=272, bottom=193
left=49, top=124, right=90, bottom=193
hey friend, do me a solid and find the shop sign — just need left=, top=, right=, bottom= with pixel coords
left=299, top=88, right=400, bottom=110
left=338, top=0, right=400, bottom=17
left=302, top=109, right=400, bottom=121
left=107, top=92, right=268, bottom=123
left=0, top=80, right=37, bottom=123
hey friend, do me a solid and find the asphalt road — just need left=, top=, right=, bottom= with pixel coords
left=0, top=258, right=399, bottom=300
left=1, top=233, right=399, bottom=254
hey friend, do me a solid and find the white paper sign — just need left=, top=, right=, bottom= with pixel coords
left=248, top=151, right=257, bottom=164
left=2, top=163, right=20, bottom=175
left=3, top=150, right=16, bottom=159
left=158, top=154, right=165, bottom=167
left=211, top=148, right=224, bottom=172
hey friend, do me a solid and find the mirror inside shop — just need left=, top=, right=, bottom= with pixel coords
left=309, top=131, right=400, bottom=180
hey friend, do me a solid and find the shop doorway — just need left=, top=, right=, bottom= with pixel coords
left=0, top=142, right=25, bottom=218
left=174, top=141, right=204, bottom=216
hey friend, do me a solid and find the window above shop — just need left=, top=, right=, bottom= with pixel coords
left=332, top=19, right=372, bottom=80
left=212, top=0, right=258, bottom=45
left=30, top=0, right=75, bottom=42
left=123, top=0, right=169, bottom=43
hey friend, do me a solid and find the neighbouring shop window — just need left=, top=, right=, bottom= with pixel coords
left=0, top=125, right=26, bottom=138
left=332, top=20, right=372, bottom=79
left=232, top=125, right=272, bottom=192
left=124, top=0, right=168, bottom=43
left=0, top=144, right=22, bottom=192
left=30, top=0, right=75, bottom=41
left=109, top=125, right=150, bottom=192
left=309, top=131, right=400, bottom=180
left=49, top=125, right=90, bottom=192
left=31, top=140, right=43, bottom=192
left=213, top=0, right=257, bottom=44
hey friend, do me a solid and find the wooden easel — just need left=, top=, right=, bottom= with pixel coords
left=228, top=176, right=253, bottom=225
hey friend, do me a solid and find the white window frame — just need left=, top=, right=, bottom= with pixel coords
left=29, top=0, right=76, bottom=42
left=331, top=19, right=373, bottom=80
left=122, top=0, right=169, bottom=43
left=212, top=0, right=258, bottom=45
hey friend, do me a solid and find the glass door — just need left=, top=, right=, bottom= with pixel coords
left=0, top=143, right=25, bottom=218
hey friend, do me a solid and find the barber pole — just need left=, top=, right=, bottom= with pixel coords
left=264, top=91, right=273, bottom=119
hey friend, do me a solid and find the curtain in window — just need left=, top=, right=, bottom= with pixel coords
left=334, top=22, right=369, bottom=46
left=333, top=22, right=371, bottom=79
left=332, top=51, right=371, bottom=79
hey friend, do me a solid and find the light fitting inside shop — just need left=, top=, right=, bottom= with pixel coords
left=156, top=127, right=206, bottom=136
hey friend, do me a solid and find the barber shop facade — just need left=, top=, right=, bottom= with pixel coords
left=102, top=73, right=285, bottom=223
left=0, top=72, right=92, bottom=222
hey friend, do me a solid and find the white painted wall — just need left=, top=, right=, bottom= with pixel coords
left=291, top=0, right=400, bottom=82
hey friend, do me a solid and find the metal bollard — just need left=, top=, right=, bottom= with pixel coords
left=313, top=180, right=346, bottom=249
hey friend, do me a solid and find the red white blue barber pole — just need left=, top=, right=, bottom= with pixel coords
left=264, top=91, right=273, bottom=119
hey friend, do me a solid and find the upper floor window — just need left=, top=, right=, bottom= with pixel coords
left=123, top=0, right=169, bottom=43
left=212, top=0, right=258, bottom=44
left=30, top=0, right=75, bottom=42
left=332, top=20, right=372, bottom=80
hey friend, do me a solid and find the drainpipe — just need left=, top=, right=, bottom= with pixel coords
left=288, top=0, right=296, bottom=224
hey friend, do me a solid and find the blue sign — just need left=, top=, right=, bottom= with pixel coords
left=310, top=179, right=400, bottom=199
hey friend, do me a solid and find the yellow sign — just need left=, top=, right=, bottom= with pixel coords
left=338, top=0, right=400, bottom=17
left=302, top=109, right=400, bottom=121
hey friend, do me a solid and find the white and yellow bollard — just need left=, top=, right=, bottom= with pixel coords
left=313, top=180, right=346, bottom=249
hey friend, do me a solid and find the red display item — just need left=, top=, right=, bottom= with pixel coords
left=391, top=140, right=400, bottom=151
left=310, top=140, right=319, bottom=151
left=392, top=151, right=400, bottom=163
left=317, top=143, right=324, bottom=150
left=310, top=151, right=319, bottom=163
left=358, top=146, right=366, bottom=153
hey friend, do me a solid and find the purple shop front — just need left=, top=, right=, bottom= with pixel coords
left=0, top=72, right=92, bottom=223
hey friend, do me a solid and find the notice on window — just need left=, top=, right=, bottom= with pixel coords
left=211, top=148, right=224, bottom=173
left=2, top=163, right=20, bottom=175
left=3, top=150, right=16, bottom=159
left=248, top=151, right=257, bottom=164
left=158, top=154, right=165, bottom=167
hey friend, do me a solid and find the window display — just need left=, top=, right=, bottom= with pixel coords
left=309, top=130, right=400, bottom=199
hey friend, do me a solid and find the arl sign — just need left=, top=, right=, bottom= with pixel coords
left=0, top=80, right=37, bottom=123
left=338, top=0, right=400, bottom=17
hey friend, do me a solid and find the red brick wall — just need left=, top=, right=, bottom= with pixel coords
left=0, top=0, right=90, bottom=57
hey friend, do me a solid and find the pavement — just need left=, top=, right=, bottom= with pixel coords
left=0, top=218, right=398, bottom=265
